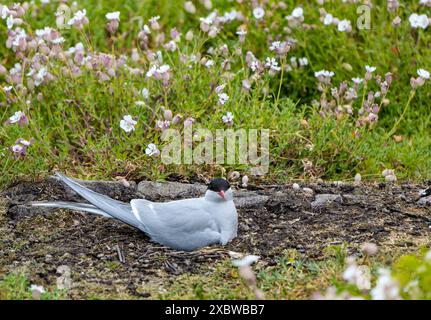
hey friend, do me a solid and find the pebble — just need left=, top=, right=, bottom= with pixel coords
left=354, top=173, right=362, bottom=186
left=302, top=187, right=314, bottom=195
left=417, top=195, right=431, bottom=206
left=311, top=194, right=343, bottom=208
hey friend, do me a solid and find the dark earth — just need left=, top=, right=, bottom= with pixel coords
left=1, top=176, right=430, bottom=298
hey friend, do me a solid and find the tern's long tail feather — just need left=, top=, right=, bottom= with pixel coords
left=31, top=201, right=111, bottom=217
left=50, top=172, right=140, bottom=229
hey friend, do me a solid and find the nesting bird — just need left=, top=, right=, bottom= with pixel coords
left=32, top=173, right=238, bottom=251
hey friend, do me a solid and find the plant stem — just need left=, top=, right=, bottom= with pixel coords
left=386, top=90, right=416, bottom=139
left=275, top=58, right=285, bottom=109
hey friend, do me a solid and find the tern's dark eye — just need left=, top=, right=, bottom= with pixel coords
left=208, top=178, right=230, bottom=192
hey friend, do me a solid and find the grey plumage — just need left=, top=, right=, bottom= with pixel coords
left=31, top=173, right=238, bottom=251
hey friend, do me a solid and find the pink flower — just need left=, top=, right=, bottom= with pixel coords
left=10, top=138, right=33, bottom=158
left=184, top=117, right=194, bottom=128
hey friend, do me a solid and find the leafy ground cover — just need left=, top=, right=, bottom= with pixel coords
left=0, top=0, right=430, bottom=186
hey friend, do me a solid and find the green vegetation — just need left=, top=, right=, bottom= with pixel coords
left=0, top=0, right=430, bottom=187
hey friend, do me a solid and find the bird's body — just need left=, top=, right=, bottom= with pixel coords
left=32, top=173, right=237, bottom=251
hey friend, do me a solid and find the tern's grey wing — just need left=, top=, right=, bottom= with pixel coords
left=131, top=198, right=221, bottom=251
left=31, top=201, right=111, bottom=217
left=55, top=173, right=139, bottom=228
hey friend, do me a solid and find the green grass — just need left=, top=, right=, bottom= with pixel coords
left=0, top=0, right=430, bottom=187
left=155, top=246, right=431, bottom=300
left=0, top=272, right=64, bottom=300
left=1, top=245, right=429, bottom=300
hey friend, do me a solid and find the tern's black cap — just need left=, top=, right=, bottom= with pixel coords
left=208, top=178, right=230, bottom=192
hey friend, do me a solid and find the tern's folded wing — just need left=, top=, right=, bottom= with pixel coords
left=130, top=198, right=217, bottom=234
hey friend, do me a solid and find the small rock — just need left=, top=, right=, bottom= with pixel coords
left=241, top=175, right=249, bottom=188
left=302, top=187, right=314, bottom=195
left=382, top=169, right=395, bottom=177
left=417, top=195, right=431, bottom=206
left=385, top=174, right=397, bottom=182
left=292, top=183, right=301, bottom=190
left=354, top=173, right=362, bottom=186
left=311, top=194, right=343, bottom=208
left=228, top=171, right=240, bottom=181
left=137, top=181, right=206, bottom=200
left=233, top=191, right=269, bottom=208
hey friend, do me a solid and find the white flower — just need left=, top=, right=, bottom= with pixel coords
left=18, top=139, right=31, bottom=146
left=215, top=83, right=226, bottom=93
left=253, top=7, right=265, bottom=20
left=218, top=93, right=229, bottom=105
left=269, top=41, right=281, bottom=51
left=9, top=111, right=26, bottom=124
left=337, top=19, right=351, bottom=32
left=265, top=57, right=281, bottom=72
left=344, top=267, right=371, bottom=290
left=4, top=86, right=13, bottom=92
left=236, top=28, right=247, bottom=36
left=146, top=64, right=170, bottom=78
left=1, top=6, right=10, bottom=19
left=52, top=37, right=65, bottom=44
left=417, top=68, right=430, bottom=79
left=352, top=77, right=363, bottom=84
left=135, top=100, right=145, bottom=106
left=221, top=10, right=237, bottom=22
left=35, top=67, right=48, bottom=86
left=149, top=16, right=160, bottom=24
left=315, top=70, right=335, bottom=78
left=11, top=144, right=24, bottom=153
left=324, top=13, right=333, bottom=25
left=409, top=13, right=429, bottom=29
left=222, top=111, right=234, bottom=125
left=6, top=15, right=14, bottom=29
left=145, top=143, right=160, bottom=156
left=146, top=65, right=157, bottom=78
left=105, top=11, right=120, bottom=21
left=68, top=9, right=87, bottom=25
left=299, top=57, right=308, bottom=66
left=119, top=115, right=137, bottom=132
left=158, top=64, right=170, bottom=74
left=365, top=65, right=376, bottom=73
left=371, top=268, right=401, bottom=300
left=343, top=258, right=371, bottom=290
left=361, top=242, right=378, bottom=255
left=142, top=24, right=151, bottom=34
left=205, top=59, right=214, bottom=68
left=232, top=255, right=260, bottom=267
left=67, top=42, right=84, bottom=54
left=291, top=7, right=304, bottom=19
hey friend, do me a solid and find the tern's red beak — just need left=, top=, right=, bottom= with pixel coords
left=217, top=190, right=226, bottom=200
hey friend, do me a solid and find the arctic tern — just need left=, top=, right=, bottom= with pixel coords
left=31, top=173, right=238, bottom=251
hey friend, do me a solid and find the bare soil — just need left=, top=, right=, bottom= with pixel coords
left=1, top=177, right=430, bottom=298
